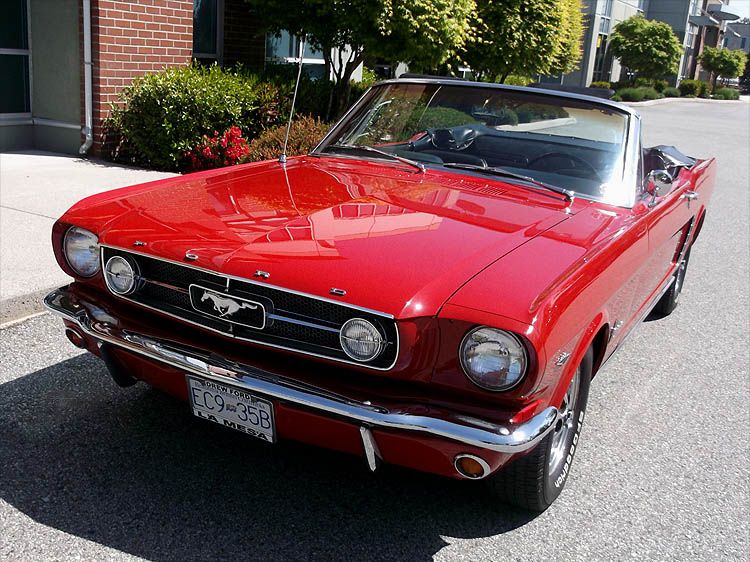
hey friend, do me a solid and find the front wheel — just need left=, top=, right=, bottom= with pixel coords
left=487, top=348, right=593, bottom=512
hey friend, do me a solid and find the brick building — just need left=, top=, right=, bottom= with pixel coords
left=0, top=0, right=305, bottom=155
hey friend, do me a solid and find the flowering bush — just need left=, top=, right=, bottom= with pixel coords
left=241, top=116, right=331, bottom=163
left=184, top=126, right=250, bottom=171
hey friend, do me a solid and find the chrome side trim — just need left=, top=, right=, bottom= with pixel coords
left=44, top=287, right=559, bottom=454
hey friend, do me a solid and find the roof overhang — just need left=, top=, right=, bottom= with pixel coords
left=707, top=5, right=740, bottom=21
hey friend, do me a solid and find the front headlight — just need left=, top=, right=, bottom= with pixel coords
left=460, top=327, right=528, bottom=391
left=63, top=226, right=100, bottom=277
left=340, top=318, right=384, bottom=362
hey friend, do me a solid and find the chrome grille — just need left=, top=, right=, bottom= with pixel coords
left=100, top=246, right=399, bottom=370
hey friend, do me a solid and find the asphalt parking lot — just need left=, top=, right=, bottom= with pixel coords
left=1, top=99, right=748, bottom=561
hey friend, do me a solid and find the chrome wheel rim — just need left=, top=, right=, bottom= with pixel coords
left=549, top=368, right=580, bottom=474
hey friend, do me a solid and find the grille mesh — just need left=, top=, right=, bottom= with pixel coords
left=102, top=246, right=398, bottom=369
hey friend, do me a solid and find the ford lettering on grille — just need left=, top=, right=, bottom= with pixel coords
left=189, top=284, right=266, bottom=330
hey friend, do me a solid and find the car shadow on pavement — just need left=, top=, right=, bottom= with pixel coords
left=0, top=354, right=537, bottom=561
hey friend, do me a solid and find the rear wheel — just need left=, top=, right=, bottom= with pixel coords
left=487, top=347, right=593, bottom=512
left=653, top=247, right=691, bottom=318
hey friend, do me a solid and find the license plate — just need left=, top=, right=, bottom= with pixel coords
left=186, top=376, right=275, bottom=443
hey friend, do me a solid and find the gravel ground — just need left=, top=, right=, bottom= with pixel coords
left=1, top=99, right=748, bottom=561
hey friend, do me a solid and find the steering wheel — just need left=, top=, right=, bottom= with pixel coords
left=428, top=128, right=477, bottom=151
left=527, top=152, right=602, bottom=182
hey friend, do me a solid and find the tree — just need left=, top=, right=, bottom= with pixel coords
left=245, top=0, right=473, bottom=118
left=741, top=52, right=750, bottom=94
left=699, top=46, right=748, bottom=90
left=461, top=0, right=584, bottom=83
left=608, top=15, right=683, bottom=80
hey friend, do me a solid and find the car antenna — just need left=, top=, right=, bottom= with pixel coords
left=279, top=34, right=306, bottom=165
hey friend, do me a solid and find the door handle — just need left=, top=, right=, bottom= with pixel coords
left=682, top=191, right=698, bottom=208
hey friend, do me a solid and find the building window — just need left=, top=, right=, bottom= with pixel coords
left=742, top=37, right=747, bottom=50
left=0, top=0, right=31, bottom=115
left=193, top=0, right=223, bottom=62
left=592, top=33, right=613, bottom=82
left=266, top=31, right=326, bottom=79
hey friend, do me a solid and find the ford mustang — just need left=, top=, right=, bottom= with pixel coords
left=45, top=78, right=715, bottom=511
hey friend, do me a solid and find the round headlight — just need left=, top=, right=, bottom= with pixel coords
left=104, top=256, right=138, bottom=295
left=460, top=327, right=528, bottom=391
left=340, top=318, right=384, bottom=362
left=63, top=227, right=100, bottom=277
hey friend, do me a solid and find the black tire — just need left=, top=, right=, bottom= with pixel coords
left=487, top=347, right=593, bottom=512
left=653, top=247, right=691, bottom=318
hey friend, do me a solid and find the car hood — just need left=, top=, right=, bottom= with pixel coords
left=63, top=156, right=578, bottom=318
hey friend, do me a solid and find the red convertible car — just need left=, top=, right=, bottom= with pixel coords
left=46, top=79, right=714, bottom=511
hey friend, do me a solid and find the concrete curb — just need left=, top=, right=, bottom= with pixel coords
left=625, top=96, right=750, bottom=107
left=0, top=286, right=56, bottom=327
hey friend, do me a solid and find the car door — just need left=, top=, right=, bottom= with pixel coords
left=639, top=164, right=698, bottom=310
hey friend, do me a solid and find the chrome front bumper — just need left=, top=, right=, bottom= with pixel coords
left=44, top=287, right=559, bottom=459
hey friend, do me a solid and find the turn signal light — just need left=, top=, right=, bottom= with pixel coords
left=454, top=454, right=490, bottom=479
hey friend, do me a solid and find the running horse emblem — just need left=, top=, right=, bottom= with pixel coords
left=201, top=291, right=258, bottom=318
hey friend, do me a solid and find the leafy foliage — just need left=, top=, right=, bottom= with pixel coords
left=242, top=115, right=332, bottom=162
left=105, top=64, right=285, bottom=171
left=245, top=0, right=473, bottom=116
left=678, top=79, right=708, bottom=98
left=615, top=87, right=663, bottom=102
left=184, top=126, right=251, bottom=171
left=609, top=15, right=682, bottom=79
left=663, top=87, right=680, bottom=98
left=589, top=81, right=611, bottom=89
left=699, top=47, right=747, bottom=89
left=463, top=0, right=585, bottom=82
left=712, top=87, right=740, bottom=100
left=504, top=75, right=534, bottom=86
left=741, top=52, right=750, bottom=94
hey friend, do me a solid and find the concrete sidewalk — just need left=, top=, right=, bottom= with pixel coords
left=0, top=151, right=176, bottom=325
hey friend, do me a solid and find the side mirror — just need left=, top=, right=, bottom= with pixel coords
left=646, top=169, right=673, bottom=206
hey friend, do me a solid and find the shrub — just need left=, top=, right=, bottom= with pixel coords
left=713, top=87, right=740, bottom=100
left=242, top=115, right=331, bottom=163
left=516, top=103, right=569, bottom=123
left=410, top=106, right=478, bottom=129
left=616, top=87, right=645, bottom=101
left=616, top=87, right=663, bottom=101
left=639, top=87, right=663, bottom=100
left=504, top=75, right=533, bottom=86
left=589, top=81, right=611, bottom=89
left=678, top=79, right=704, bottom=97
left=184, top=126, right=251, bottom=171
left=106, top=64, right=285, bottom=171
left=663, top=86, right=681, bottom=97
left=634, top=77, right=653, bottom=88
left=611, top=94, right=623, bottom=102
left=653, top=79, right=668, bottom=92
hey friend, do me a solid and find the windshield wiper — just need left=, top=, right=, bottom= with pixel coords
left=440, top=162, right=574, bottom=202
left=323, top=143, right=425, bottom=173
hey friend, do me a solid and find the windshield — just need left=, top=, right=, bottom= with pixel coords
left=318, top=82, right=632, bottom=206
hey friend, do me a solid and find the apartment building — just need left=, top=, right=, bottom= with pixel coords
left=545, top=0, right=741, bottom=87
